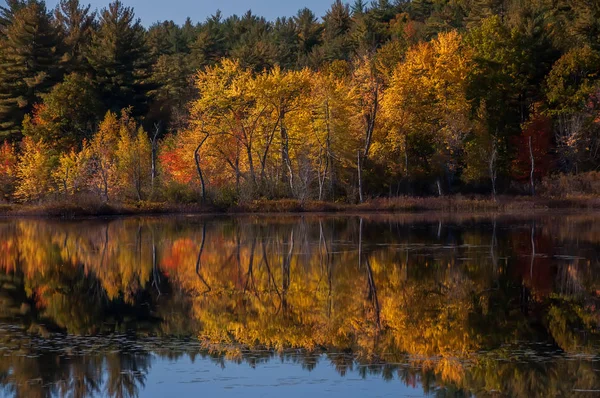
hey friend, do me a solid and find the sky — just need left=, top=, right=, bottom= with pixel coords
left=42, top=0, right=332, bottom=26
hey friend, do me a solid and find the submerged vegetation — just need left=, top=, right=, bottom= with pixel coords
left=1, top=0, right=600, bottom=209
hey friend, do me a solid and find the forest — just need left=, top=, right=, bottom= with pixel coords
left=0, top=0, right=599, bottom=207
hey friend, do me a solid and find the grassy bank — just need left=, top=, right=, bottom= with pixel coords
left=1, top=195, right=599, bottom=218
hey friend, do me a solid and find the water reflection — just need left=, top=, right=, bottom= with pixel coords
left=0, top=213, right=599, bottom=397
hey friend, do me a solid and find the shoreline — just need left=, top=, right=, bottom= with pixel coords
left=0, top=195, right=599, bottom=218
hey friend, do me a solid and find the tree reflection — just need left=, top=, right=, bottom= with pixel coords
left=0, top=214, right=598, bottom=396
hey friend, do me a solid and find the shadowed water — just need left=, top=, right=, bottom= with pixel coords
left=0, top=213, right=599, bottom=397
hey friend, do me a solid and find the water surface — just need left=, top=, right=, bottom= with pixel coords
left=0, top=213, right=599, bottom=397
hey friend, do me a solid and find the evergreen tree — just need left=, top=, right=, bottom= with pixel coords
left=406, top=0, right=434, bottom=22
left=148, top=53, right=195, bottom=129
left=465, top=0, right=508, bottom=28
left=179, top=17, right=198, bottom=50
left=0, top=0, right=25, bottom=36
left=293, top=8, right=322, bottom=65
left=321, top=0, right=353, bottom=61
left=228, top=11, right=276, bottom=71
left=189, top=12, right=227, bottom=70
left=147, top=20, right=186, bottom=57
left=351, top=0, right=396, bottom=55
left=0, top=0, right=62, bottom=139
left=86, top=1, right=152, bottom=116
left=272, top=17, right=299, bottom=69
left=54, top=0, right=96, bottom=74
left=569, top=0, right=600, bottom=51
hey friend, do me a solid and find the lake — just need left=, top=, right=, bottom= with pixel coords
left=0, top=213, right=599, bottom=397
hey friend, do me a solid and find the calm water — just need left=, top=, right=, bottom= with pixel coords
left=0, top=213, right=599, bottom=397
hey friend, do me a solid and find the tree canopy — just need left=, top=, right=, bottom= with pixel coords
left=0, top=0, right=599, bottom=204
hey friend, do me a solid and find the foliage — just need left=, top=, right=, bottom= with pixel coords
left=14, top=136, right=55, bottom=201
left=0, top=140, right=17, bottom=200
left=0, top=0, right=599, bottom=203
left=0, top=0, right=61, bottom=138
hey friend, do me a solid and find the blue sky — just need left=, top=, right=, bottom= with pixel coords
left=42, top=0, right=332, bottom=25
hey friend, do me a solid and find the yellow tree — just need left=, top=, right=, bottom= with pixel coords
left=253, top=66, right=312, bottom=197
left=0, top=141, right=18, bottom=201
left=189, top=60, right=263, bottom=199
left=15, top=137, right=55, bottom=201
left=308, top=64, right=356, bottom=200
left=88, top=111, right=121, bottom=201
left=351, top=55, right=385, bottom=202
left=382, top=30, right=472, bottom=194
left=52, top=143, right=91, bottom=196
left=115, top=123, right=152, bottom=201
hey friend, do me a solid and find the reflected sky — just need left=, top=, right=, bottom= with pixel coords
left=145, top=355, right=425, bottom=398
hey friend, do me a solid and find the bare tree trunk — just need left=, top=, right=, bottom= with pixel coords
left=489, top=145, right=498, bottom=201
left=195, top=221, right=211, bottom=293
left=194, top=134, right=209, bottom=203
left=358, top=217, right=363, bottom=268
left=151, top=123, right=161, bottom=195
left=259, top=118, right=280, bottom=187
left=281, top=229, right=294, bottom=315
left=530, top=223, right=535, bottom=278
left=529, top=136, right=535, bottom=196
left=404, top=140, right=410, bottom=195
left=436, top=179, right=443, bottom=197
left=491, top=218, right=498, bottom=273
left=318, top=149, right=325, bottom=201
left=235, top=155, right=240, bottom=196
left=279, top=110, right=295, bottom=195
left=365, top=257, right=381, bottom=330
left=246, top=144, right=257, bottom=188
left=103, top=171, right=109, bottom=202
left=63, top=166, right=69, bottom=195
left=358, top=89, right=378, bottom=203
left=357, top=150, right=364, bottom=203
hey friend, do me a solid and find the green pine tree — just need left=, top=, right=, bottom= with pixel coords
left=321, top=0, right=353, bottom=61
left=54, top=0, right=96, bottom=74
left=0, top=0, right=62, bottom=139
left=273, top=17, right=299, bottom=69
left=293, top=8, right=322, bottom=66
left=86, top=1, right=152, bottom=116
left=0, top=0, right=26, bottom=37
left=189, top=12, right=227, bottom=70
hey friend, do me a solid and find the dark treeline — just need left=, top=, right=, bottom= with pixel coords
left=0, top=0, right=599, bottom=205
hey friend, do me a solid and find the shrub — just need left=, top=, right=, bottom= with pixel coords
left=540, top=172, right=600, bottom=197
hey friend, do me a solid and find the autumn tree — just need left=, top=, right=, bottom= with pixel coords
left=512, top=113, right=555, bottom=195
left=188, top=60, right=262, bottom=199
left=15, top=136, right=55, bottom=201
left=88, top=111, right=120, bottom=201
left=253, top=66, right=312, bottom=197
left=382, top=30, right=472, bottom=195
left=309, top=64, right=356, bottom=200
left=115, top=121, right=152, bottom=201
left=352, top=55, right=384, bottom=202
left=52, top=144, right=91, bottom=196
left=0, top=141, right=17, bottom=200
left=545, top=46, right=600, bottom=172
